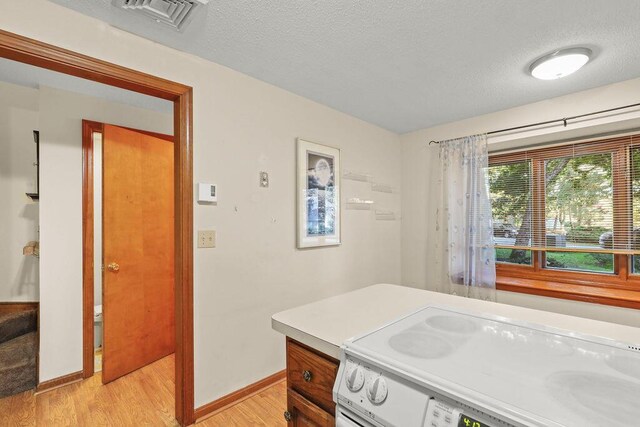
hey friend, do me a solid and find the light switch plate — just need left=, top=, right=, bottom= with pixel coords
left=197, top=230, right=216, bottom=248
left=259, top=172, right=269, bottom=188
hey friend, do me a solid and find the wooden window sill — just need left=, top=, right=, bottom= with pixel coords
left=496, top=275, right=640, bottom=310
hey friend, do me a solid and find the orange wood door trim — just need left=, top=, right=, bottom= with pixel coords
left=82, top=120, right=103, bottom=380
left=0, top=31, right=186, bottom=100
left=0, top=30, right=195, bottom=426
left=174, top=88, right=195, bottom=425
left=193, top=370, right=286, bottom=422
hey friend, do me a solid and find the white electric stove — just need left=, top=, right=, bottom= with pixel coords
left=333, top=306, right=640, bottom=427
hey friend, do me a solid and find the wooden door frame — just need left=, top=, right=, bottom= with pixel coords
left=0, top=30, right=195, bottom=426
left=82, top=119, right=102, bottom=381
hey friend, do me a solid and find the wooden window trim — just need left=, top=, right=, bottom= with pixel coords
left=491, top=134, right=640, bottom=309
left=497, top=275, right=640, bottom=310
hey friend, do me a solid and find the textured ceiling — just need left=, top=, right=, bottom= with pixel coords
left=0, top=57, right=172, bottom=113
left=49, top=0, right=640, bottom=133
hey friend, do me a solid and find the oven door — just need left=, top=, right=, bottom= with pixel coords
left=336, top=405, right=376, bottom=427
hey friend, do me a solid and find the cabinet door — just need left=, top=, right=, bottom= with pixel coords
left=286, top=389, right=334, bottom=427
left=287, top=339, right=338, bottom=413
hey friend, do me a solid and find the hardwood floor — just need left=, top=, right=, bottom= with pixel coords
left=200, top=380, right=286, bottom=426
left=0, top=354, right=287, bottom=426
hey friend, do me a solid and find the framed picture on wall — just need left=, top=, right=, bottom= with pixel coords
left=297, top=138, right=341, bottom=248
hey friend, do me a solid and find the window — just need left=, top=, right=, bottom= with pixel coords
left=488, top=134, right=640, bottom=308
left=543, top=153, right=614, bottom=273
left=488, top=160, right=532, bottom=266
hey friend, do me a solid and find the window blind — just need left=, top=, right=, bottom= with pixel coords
left=489, top=133, right=640, bottom=255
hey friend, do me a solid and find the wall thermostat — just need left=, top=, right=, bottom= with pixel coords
left=198, top=183, right=217, bottom=203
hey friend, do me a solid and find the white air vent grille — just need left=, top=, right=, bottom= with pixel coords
left=113, top=0, right=209, bottom=31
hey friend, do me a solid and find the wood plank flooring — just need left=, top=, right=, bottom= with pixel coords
left=200, top=380, right=286, bottom=426
left=0, top=354, right=287, bottom=426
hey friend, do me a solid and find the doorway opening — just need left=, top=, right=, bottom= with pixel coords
left=0, top=29, right=195, bottom=425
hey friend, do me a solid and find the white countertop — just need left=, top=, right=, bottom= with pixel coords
left=271, top=283, right=640, bottom=359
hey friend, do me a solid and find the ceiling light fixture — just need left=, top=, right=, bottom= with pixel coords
left=529, top=47, right=592, bottom=80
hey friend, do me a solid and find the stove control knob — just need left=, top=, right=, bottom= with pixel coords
left=366, top=375, right=388, bottom=404
left=345, top=362, right=365, bottom=392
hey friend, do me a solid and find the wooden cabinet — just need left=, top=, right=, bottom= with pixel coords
left=286, top=389, right=334, bottom=426
left=284, top=338, right=338, bottom=426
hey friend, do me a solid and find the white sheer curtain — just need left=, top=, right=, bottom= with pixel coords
left=431, top=134, right=496, bottom=300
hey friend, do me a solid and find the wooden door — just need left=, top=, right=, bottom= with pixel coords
left=102, top=124, right=174, bottom=384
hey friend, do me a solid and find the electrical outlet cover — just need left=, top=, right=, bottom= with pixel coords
left=197, top=230, right=216, bottom=248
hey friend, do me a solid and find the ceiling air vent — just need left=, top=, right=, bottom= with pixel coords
left=113, top=0, right=210, bottom=31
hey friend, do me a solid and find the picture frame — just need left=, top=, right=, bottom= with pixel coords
left=297, top=138, right=341, bottom=248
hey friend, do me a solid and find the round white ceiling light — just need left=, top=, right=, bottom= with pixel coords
left=529, top=47, right=592, bottom=80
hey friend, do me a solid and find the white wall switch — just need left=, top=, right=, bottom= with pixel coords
left=259, top=171, right=269, bottom=188
left=198, top=183, right=217, bottom=202
left=197, top=230, right=216, bottom=248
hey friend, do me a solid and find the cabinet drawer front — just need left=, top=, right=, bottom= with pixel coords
left=287, top=389, right=334, bottom=427
left=286, top=339, right=338, bottom=414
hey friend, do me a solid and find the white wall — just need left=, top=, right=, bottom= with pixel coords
left=1, top=1, right=402, bottom=404
left=401, top=77, right=640, bottom=328
left=38, top=86, right=172, bottom=381
left=192, top=81, right=401, bottom=405
left=0, top=82, right=39, bottom=301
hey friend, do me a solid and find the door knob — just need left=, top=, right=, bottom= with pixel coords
left=107, top=262, right=120, bottom=272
